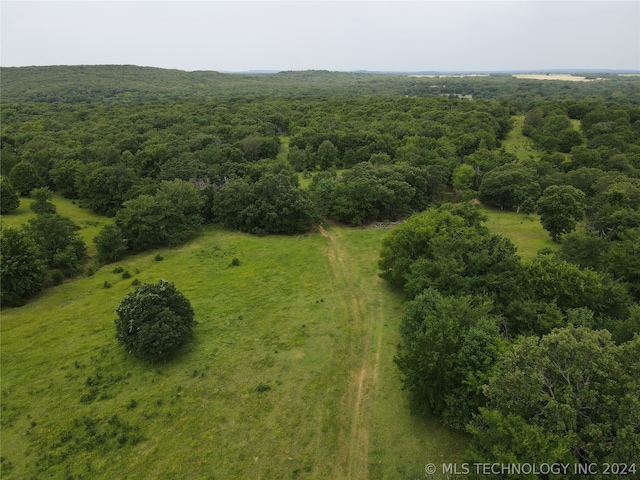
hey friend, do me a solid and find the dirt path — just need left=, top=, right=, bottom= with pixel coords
left=319, top=225, right=385, bottom=479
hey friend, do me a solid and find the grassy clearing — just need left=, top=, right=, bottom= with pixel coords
left=277, top=135, right=290, bottom=163
left=0, top=195, right=110, bottom=256
left=479, top=205, right=558, bottom=260
left=501, top=115, right=539, bottom=162
left=1, top=222, right=467, bottom=479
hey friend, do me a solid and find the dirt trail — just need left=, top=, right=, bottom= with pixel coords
left=319, top=225, right=385, bottom=480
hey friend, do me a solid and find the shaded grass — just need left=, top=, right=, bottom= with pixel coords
left=1, top=224, right=467, bottom=479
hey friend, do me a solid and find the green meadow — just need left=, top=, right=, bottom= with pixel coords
left=479, top=205, right=559, bottom=260
left=1, top=198, right=471, bottom=479
left=1, top=193, right=557, bottom=479
left=0, top=195, right=111, bottom=257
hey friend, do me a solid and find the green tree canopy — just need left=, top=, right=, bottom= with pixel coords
left=80, top=164, right=138, bottom=216
left=94, top=224, right=128, bottom=263
left=394, top=289, right=502, bottom=427
left=213, top=173, right=315, bottom=234
left=0, top=176, right=20, bottom=214
left=537, top=185, right=586, bottom=241
left=379, top=204, right=495, bottom=291
left=23, top=213, right=87, bottom=275
left=115, top=179, right=203, bottom=252
left=0, top=227, right=46, bottom=307
left=479, top=163, right=540, bottom=212
left=29, top=187, right=57, bottom=215
left=114, top=280, right=196, bottom=362
left=8, top=161, right=43, bottom=197
left=467, top=327, right=640, bottom=472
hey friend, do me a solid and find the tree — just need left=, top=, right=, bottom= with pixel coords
left=0, top=228, right=47, bottom=306
left=244, top=173, right=316, bottom=234
left=212, top=173, right=315, bottom=234
left=0, top=176, right=20, bottom=214
left=329, top=163, right=415, bottom=225
left=94, top=224, right=128, bottom=263
left=287, top=145, right=306, bottom=172
left=452, top=164, right=476, bottom=196
left=394, top=289, right=500, bottom=424
left=29, top=187, right=57, bottom=214
left=379, top=205, right=496, bottom=291
left=520, top=254, right=630, bottom=329
left=308, top=171, right=337, bottom=216
left=537, top=185, right=585, bottom=241
left=479, top=164, right=540, bottom=212
left=557, top=128, right=584, bottom=153
left=115, top=180, right=204, bottom=252
left=316, top=140, right=339, bottom=170
left=114, top=280, right=196, bottom=362
left=467, top=327, right=640, bottom=471
left=8, top=161, right=43, bottom=196
left=157, top=154, right=211, bottom=183
left=80, top=164, right=138, bottom=216
left=50, top=159, right=83, bottom=198
left=23, top=213, right=87, bottom=275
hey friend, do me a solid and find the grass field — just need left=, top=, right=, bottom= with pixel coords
left=480, top=205, right=559, bottom=260
left=1, top=197, right=468, bottom=479
left=0, top=195, right=111, bottom=257
left=1, top=187, right=553, bottom=479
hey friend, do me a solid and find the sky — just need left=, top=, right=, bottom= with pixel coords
left=1, top=0, right=639, bottom=72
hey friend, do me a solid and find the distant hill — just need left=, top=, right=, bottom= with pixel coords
left=1, top=64, right=639, bottom=104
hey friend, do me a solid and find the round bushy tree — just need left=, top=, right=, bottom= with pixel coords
left=537, top=185, right=585, bottom=242
left=8, top=161, right=43, bottom=196
left=114, top=280, right=196, bottom=361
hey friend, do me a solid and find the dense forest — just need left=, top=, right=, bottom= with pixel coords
left=3, top=65, right=640, bottom=105
left=1, top=66, right=639, bottom=477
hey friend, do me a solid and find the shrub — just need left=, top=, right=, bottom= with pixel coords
left=154, top=254, right=163, bottom=262
left=50, top=270, right=64, bottom=286
left=114, top=280, right=196, bottom=362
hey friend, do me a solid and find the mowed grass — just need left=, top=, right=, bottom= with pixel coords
left=1, top=216, right=467, bottom=478
left=479, top=204, right=559, bottom=260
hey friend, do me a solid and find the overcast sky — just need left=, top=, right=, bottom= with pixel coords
left=1, top=1, right=638, bottom=72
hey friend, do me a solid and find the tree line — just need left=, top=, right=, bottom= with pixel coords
left=2, top=92, right=640, bottom=306
left=3, top=65, right=639, bottom=106
left=380, top=203, right=639, bottom=475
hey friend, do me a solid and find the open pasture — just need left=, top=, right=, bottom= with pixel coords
left=1, top=219, right=467, bottom=479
